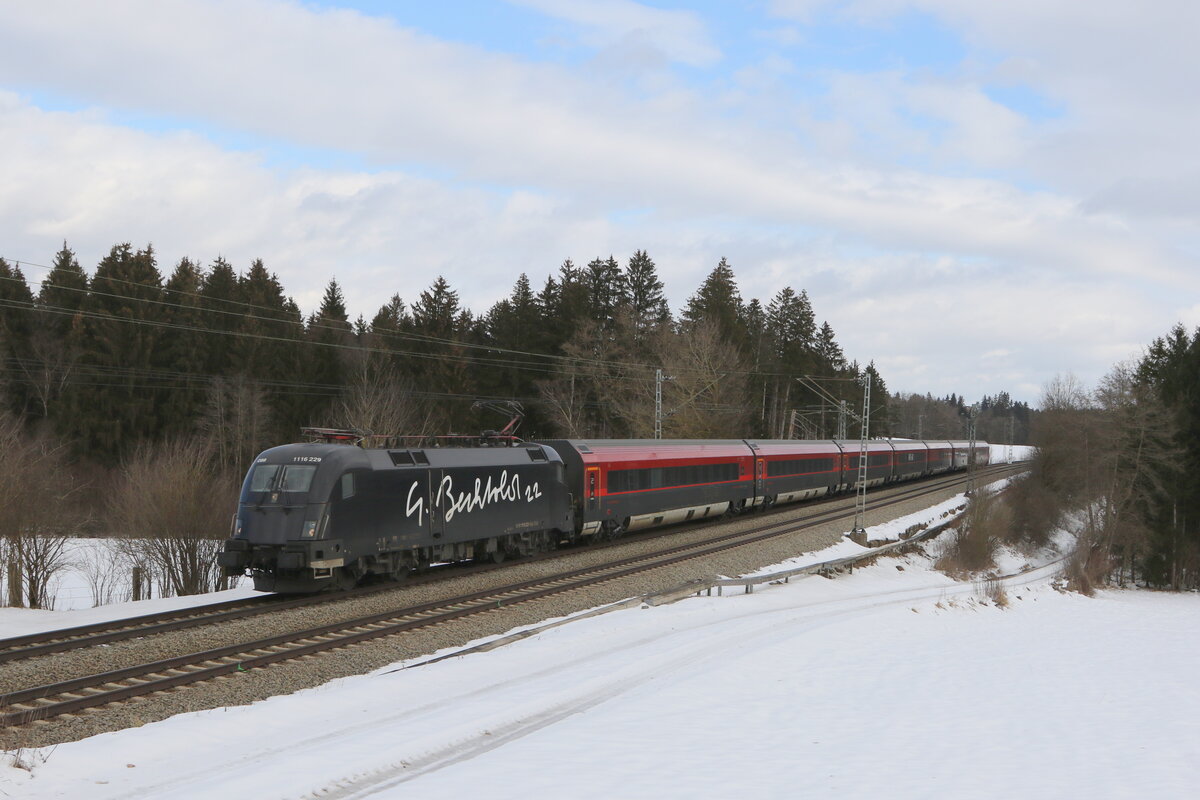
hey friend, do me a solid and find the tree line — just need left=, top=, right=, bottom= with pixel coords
left=1012, top=324, right=1200, bottom=590
left=0, top=243, right=931, bottom=472
left=0, top=240, right=1030, bottom=604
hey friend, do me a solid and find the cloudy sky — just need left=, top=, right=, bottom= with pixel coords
left=1, top=0, right=1196, bottom=404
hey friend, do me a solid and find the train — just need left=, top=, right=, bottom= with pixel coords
left=219, top=431, right=990, bottom=592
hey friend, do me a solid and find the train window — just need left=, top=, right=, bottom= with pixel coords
left=341, top=473, right=355, bottom=500
left=280, top=465, right=318, bottom=492
left=767, top=457, right=837, bottom=477
left=608, top=461, right=740, bottom=492
left=249, top=464, right=280, bottom=492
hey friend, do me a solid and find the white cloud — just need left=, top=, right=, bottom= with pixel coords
left=0, top=1, right=1188, bottom=293
left=0, top=1, right=1193, bottom=403
left=509, top=0, right=721, bottom=67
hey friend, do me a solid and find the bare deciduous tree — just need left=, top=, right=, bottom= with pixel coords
left=336, top=350, right=438, bottom=438
left=0, top=411, right=85, bottom=608
left=200, top=375, right=272, bottom=471
left=109, top=438, right=236, bottom=597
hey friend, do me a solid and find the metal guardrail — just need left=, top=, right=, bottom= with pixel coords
left=644, top=502, right=968, bottom=605
left=400, top=504, right=973, bottom=669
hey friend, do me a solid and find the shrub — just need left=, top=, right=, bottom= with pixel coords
left=936, top=491, right=1009, bottom=578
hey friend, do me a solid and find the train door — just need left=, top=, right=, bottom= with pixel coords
left=755, top=458, right=765, bottom=497
left=586, top=466, right=600, bottom=512
left=430, top=469, right=446, bottom=541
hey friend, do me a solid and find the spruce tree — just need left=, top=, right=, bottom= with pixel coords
left=815, top=321, right=846, bottom=374
left=681, top=257, right=746, bottom=348
left=39, top=242, right=89, bottom=336
left=30, top=243, right=89, bottom=421
left=159, top=257, right=208, bottom=436
left=410, top=276, right=473, bottom=431
left=65, top=243, right=166, bottom=458
left=623, top=249, right=670, bottom=346
left=199, top=256, right=242, bottom=377
left=583, top=256, right=625, bottom=333
left=0, top=258, right=35, bottom=416
left=766, top=287, right=817, bottom=371
left=301, top=278, right=353, bottom=426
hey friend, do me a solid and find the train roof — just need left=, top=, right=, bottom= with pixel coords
left=256, top=441, right=561, bottom=472
left=744, top=440, right=842, bottom=455
left=540, top=439, right=752, bottom=457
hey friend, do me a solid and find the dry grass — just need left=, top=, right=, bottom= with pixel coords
left=979, top=577, right=1009, bottom=607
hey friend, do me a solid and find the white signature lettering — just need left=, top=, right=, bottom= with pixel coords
left=406, top=481, right=426, bottom=526
left=404, top=470, right=542, bottom=524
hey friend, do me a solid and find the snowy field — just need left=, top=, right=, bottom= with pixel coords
left=5, top=467, right=1198, bottom=799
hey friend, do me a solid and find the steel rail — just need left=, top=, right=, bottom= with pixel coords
left=0, top=463, right=1013, bottom=664
left=0, top=463, right=1021, bottom=729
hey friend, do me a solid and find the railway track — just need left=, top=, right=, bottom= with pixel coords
left=0, top=463, right=1015, bottom=665
left=0, top=463, right=1021, bottom=730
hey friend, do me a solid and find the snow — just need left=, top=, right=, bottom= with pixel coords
left=990, top=443, right=1036, bottom=463
left=8, top=465, right=1196, bottom=799
left=0, top=536, right=259, bottom=639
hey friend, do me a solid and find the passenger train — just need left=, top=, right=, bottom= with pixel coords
left=219, top=432, right=989, bottom=592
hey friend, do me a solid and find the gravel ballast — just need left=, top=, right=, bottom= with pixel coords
left=0, top=473, right=989, bottom=749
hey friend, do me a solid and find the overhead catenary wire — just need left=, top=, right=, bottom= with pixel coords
left=0, top=257, right=694, bottom=378
left=0, top=255, right=866, bottom=385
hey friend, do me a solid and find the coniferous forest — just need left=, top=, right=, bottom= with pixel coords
left=0, top=243, right=918, bottom=473
left=4, top=240, right=1199, bottom=597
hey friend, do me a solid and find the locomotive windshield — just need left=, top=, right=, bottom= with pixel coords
left=247, top=464, right=318, bottom=494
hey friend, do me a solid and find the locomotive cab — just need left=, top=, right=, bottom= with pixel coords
left=220, top=440, right=574, bottom=593
left=219, top=443, right=363, bottom=592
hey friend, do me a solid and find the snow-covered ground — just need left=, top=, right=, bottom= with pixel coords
left=0, top=538, right=251, bottom=615
left=5, top=473, right=1197, bottom=800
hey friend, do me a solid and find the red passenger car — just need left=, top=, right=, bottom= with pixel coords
left=540, top=440, right=754, bottom=537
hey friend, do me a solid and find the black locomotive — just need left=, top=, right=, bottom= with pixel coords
left=220, top=429, right=989, bottom=593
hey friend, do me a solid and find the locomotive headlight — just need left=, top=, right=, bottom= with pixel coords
left=303, top=520, right=317, bottom=538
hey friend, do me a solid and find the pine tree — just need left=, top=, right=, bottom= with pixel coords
left=863, top=361, right=890, bottom=437
left=64, top=243, right=166, bottom=458
left=28, top=243, right=90, bottom=420
left=481, top=273, right=543, bottom=405
left=682, top=257, right=745, bottom=348
left=301, top=278, right=354, bottom=426
left=623, top=250, right=670, bottom=345
left=199, top=257, right=242, bottom=377
left=39, top=242, right=89, bottom=337
left=159, top=257, right=208, bottom=436
left=0, top=258, right=35, bottom=416
left=583, top=256, right=625, bottom=333
left=815, top=321, right=846, bottom=373
left=410, top=276, right=473, bottom=431
left=766, top=287, right=817, bottom=370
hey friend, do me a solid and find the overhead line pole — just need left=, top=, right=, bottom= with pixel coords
left=850, top=375, right=871, bottom=543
